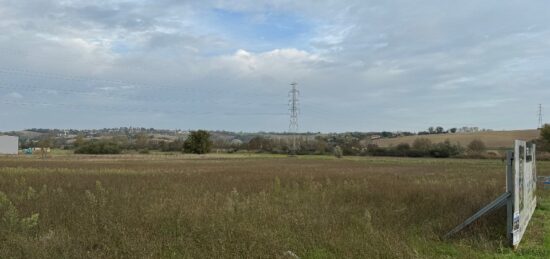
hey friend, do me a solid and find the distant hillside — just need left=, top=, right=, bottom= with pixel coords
left=372, top=129, right=540, bottom=149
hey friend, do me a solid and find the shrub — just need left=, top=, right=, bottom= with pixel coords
left=247, top=136, right=273, bottom=152
left=429, top=140, right=462, bottom=158
left=395, top=143, right=411, bottom=156
left=366, top=146, right=387, bottom=156
left=333, top=146, right=343, bottom=158
left=468, top=139, right=486, bottom=153
left=406, top=149, right=428, bottom=157
left=0, top=191, right=39, bottom=234
left=365, top=139, right=463, bottom=158
left=412, top=138, right=432, bottom=152
left=74, top=140, right=122, bottom=154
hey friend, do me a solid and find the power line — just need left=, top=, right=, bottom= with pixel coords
left=289, top=82, right=299, bottom=155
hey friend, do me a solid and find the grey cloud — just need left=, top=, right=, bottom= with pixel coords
left=69, top=4, right=155, bottom=31
left=0, top=0, right=549, bottom=132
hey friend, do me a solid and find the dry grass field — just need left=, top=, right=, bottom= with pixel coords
left=373, top=129, right=540, bottom=149
left=1, top=154, right=549, bottom=258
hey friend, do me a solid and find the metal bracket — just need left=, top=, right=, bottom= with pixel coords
left=443, top=191, right=510, bottom=239
left=444, top=151, right=515, bottom=241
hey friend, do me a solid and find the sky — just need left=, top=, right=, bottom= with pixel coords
left=0, top=0, right=549, bottom=132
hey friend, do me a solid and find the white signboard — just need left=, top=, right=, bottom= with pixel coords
left=446, top=140, right=537, bottom=247
left=0, top=135, right=19, bottom=155
left=511, top=140, right=537, bottom=246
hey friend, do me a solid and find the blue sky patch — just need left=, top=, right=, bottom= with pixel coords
left=208, top=8, right=313, bottom=52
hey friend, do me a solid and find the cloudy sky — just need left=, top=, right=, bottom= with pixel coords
left=0, top=0, right=549, bottom=132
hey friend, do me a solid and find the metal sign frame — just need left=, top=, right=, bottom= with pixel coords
left=509, top=140, right=537, bottom=247
left=444, top=140, right=537, bottom=248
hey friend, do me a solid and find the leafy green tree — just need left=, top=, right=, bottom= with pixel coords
left=541, top=124, right=550, bottom=142
left=184, top=130, right=212, bottom=154
left=539, top=124, right=550, bottom=152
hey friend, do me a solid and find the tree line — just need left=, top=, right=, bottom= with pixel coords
left=74, top=130, right=212, bottom=154
left=15, top=124, right=550, bottom=158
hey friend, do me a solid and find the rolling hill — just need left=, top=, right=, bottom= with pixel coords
left=372, top=129, right=540, bottom=149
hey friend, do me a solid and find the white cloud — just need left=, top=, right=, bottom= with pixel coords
left=0, top=0, right=549, bottom=131
left=215, top=48, right=327, bottom=79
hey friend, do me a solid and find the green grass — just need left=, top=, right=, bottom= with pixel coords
left=0, top=154, right=549, bottom=258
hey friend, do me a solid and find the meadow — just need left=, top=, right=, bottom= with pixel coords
left=1, top=153, right=549, bottom=258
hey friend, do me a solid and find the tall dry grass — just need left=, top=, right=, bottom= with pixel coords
left=1, top=155, right=545, bottom=258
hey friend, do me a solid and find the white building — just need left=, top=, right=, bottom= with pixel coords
left=0, top=135, right=18, bottom=155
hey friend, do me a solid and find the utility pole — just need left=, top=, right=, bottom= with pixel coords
left=289, top=82, right=299, bottom=156
left=538, top=104, right=543, bottom=129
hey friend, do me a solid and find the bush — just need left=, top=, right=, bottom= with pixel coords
left=366, top=139, right=463, bottom=158
left=406, top=149, right=428, bottom=157
left=333, top=146, right=343, bottom=158
left=467, top=139, right=486, bottom=153
left=0, top=191, right=39, bottom=234
left=429, top=148, right=450, bottom=158
left=395, top=143, right=411, bottom=156
left=412, top=138, right=432, bottom=152
left=429, top=140, right=462, bottom=158
left=74, top=140, right=122, bottom=154
left=247, top=136, right=273, bottom=152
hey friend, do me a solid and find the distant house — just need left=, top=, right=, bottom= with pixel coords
left=0, top=135, right=19, bottom=155
left=370, top=135, right=382, bottom=140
